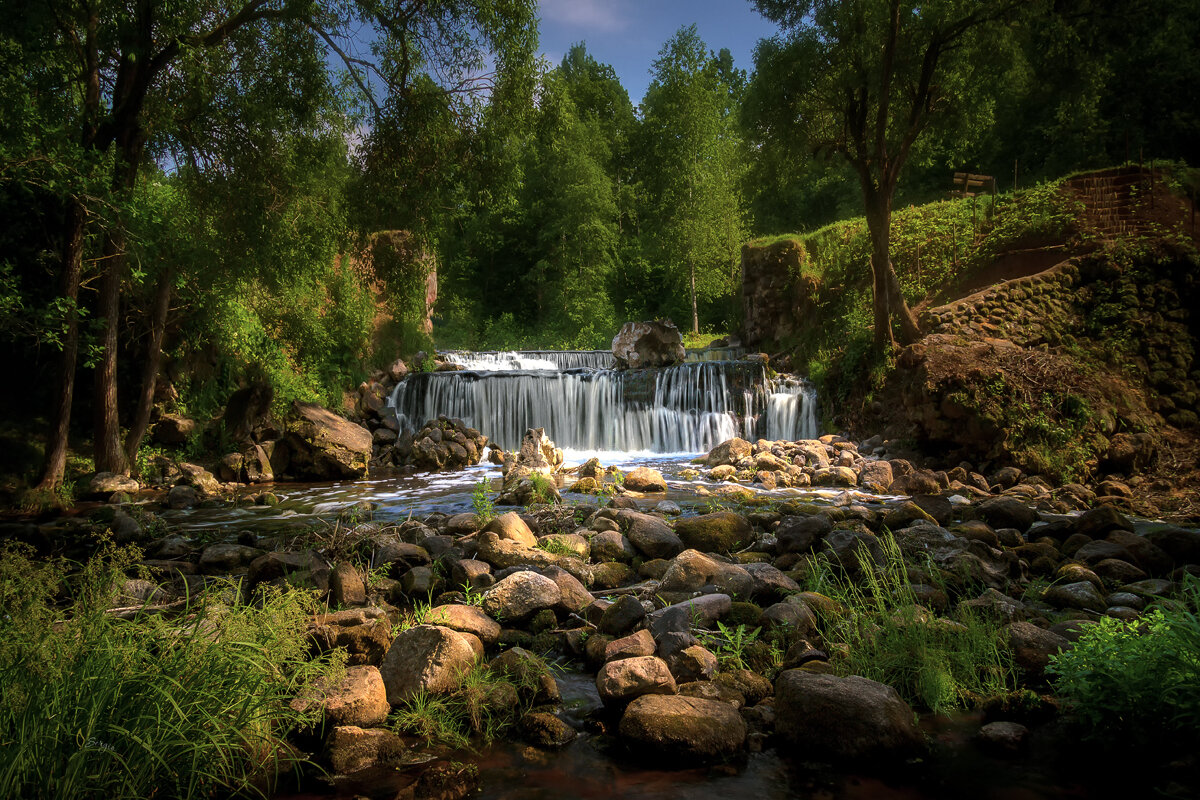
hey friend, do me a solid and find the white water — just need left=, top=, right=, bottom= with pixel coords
left=442, top=350, right=613, bottom=371
left=390, top=353, right=818, bottom=453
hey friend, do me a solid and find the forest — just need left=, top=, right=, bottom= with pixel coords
left=1, top=0, right=1198, bottom=494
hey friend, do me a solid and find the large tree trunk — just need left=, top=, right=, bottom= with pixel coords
left=124, top=265, right=173, bottom=466
left=36, top=201, right=86, bottom=490
left=93, top=230, right=126, bottom=474
left=885, top=264, right=921, bottom=344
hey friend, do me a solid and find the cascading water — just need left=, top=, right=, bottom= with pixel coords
left=442, top=350, right=614, bottom=371
left=390, top=353, right=818, bottom=453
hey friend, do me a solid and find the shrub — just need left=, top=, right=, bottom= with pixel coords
left=1047, top=576, right=1200, bottom=748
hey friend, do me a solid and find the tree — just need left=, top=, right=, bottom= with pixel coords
left=640, top=26, right=747, bottom=335
left=749, top=0, right=1028, bottom=350
left=3, top=0, right=536, bottom=487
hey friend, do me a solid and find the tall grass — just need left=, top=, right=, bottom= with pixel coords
left=805, top=534, right=1015, bottom=713
left=0, top=539, right=344, bottom=800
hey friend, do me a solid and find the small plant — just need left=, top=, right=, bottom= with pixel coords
left=527, top=472, right=557, bottom=506
left=471, top=479, right=495, bottom=524
left=536, top=536, right=576, bottom=557
left=389, top=665, right=531, bottom=750
left=700, top=621, right=762, bottom=671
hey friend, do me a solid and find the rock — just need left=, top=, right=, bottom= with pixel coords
left=484, top=512, right=538, bottom=548
left=1042, top=581, right=1106, bottom=612
left=776, top=514, right=833, bottom=553
left=713, top=670, right=773, bottom=705
left=762, top=597, right=817, bottom=637
left=323, top=725, right=407, bottom=774
left=1144, top=526, right=1200, bottom=566
left=666, top=645, right=719, bottom=682
left=611, top=320, right=686, bottom=369
left=705, top=438, right=753, bottom=467
left=198, top=542, right=264, bottom=573
left=625, top=467, right=667, bottom=492
left=648, top=594, right=732, bottom=637
left=285, top=401, right=373, bottom=480
left=591, top=531, right=636, bottom=562
left=977, top=497, right=1037, bottom=533
left=387, top=358, right=409, bottom=382
left=378, top=625, right=479, bottom=705
left=604, top=629, right=657, bottom=662
left=599, top=595, right=647, bottom=636
left=822, top=529, right=886, bottom=577
left=167, top=484, right=199, bottom=510
left=482, top=570, right=562, bottom=622
left=858, top=460, right=894, bottom=493
left=489, top=647, right=561, bottom=704
left=812, top=466, right=858, bottom=487
left=423, top=604, right=501, bottom=646
left=291, top=665, right=390, bottom=728
left=1006, top=621, right=1070, bottom=677
left=774, top=671, right=922, bottom=762
left=976, top=721, right=1029, bottom=756
left=1073, top=505, right=1131, bottom=539
left=883, top=501, right=936, bottom=530
left=152, top=413, right=197, bottom=446
left=473, top=532, right=593, bottom=586
left=619, top=510, right=684, bottom=560
left=596, top=655, right=677, bottom=704
left=742, top=562, right=802, bottom=601
left=249, top=550, right=331, bottom=589
left=619, top=694, right=746, bottom=762
left=329, top=619, right=393, bottom=667
left=520, top=712, right=577, bottom=749
left=330, top=562, right=366, bottom=607
left=674, top=512, right=753, bottom=553
left=541, top=565, right=594, bottom=612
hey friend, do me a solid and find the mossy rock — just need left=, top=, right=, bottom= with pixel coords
left=725, top=601, right=764, bottom=628
left=674, top=512, right=754, bottom=554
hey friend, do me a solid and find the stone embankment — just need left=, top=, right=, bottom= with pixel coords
left=62, top=434, right=1200, bottom=792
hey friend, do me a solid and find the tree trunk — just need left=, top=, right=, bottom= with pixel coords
left=93, top=229, right=127, bottom=474
left=885, top=263, right=921, bottom=344
left=690, top=263, right=699, bottom=334
left=124, top=265, right=173, bottom=466
left=864, top=199, right=895, bottom=350
left=36, top=201, right=86, bottom=490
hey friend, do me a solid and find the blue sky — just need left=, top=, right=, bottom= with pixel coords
left=537, top=0, right=781, bottom=105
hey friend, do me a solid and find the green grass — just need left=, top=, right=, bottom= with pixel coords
left=803, top=535, right=1015, bottom=713
left=389, top=664, right=539, bottom=750
left=0, top=539, right=344, bottom=800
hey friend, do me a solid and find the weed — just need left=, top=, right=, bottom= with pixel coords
left=700, top=621, right=763, bottom=671
left=389, top=665, right=534, bottom=750
left=472, top=479, right=496, bottom=524
left=536, top=536, right=576, bottom=557
left=527, top=473, right=557, bottom=506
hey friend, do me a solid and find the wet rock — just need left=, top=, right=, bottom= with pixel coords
left=520, top=712, right=577, bottom=749
left=674, top=511, right=753, bottom=553
left=291, top=665, right=390, bottom=729
left=625, top=467, right=667, bottom=492
left=976, top=721, right=1029, bottom=756
left=619, top=694, right=746, bottom=762
left=88, top=472, right=141, bottom=498
left=379, top=625, right=479, bottom=704
left=323, top=725, right=407, bottom=774
left=774, top=671, right=922, bottom=762
left=1144, top=526, right=1200, bottom=566
left=482, top=570, right=561, bottom=622
left=706, top=437, right=753, bottom=467
left=167, top=484, right=199, bottom=510
left=596, top=655, right=677, bottom=704
left=776, top=514, right=833, bottom=554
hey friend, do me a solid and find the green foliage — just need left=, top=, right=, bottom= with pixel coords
left=0, top=539, right=343, bottom=800
left=389, top=665, right=537, bottom=750
left=1047, top=577, right=1200, bottom=747
left=807, top=537, right=1015, bottom=713
left=527, top=472, right=557, bottom=506
left=472, top=479, right=496, bottom=524
left=536, top=537, right=576, bottom=557
left=699, top=621, right=763, bottom=671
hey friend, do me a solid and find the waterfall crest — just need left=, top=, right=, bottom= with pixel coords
left=391, top=355, right=817, bottom=453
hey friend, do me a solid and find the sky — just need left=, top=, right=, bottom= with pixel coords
left=536, top=0, right=781, bottom=105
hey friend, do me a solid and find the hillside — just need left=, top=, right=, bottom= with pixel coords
left=741, top=165, right=1200, bottom=522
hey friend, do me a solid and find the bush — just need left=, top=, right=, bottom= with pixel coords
left=1047, top=576, right=1200, bottom=747
left=0, top=540, right=343, bottom=800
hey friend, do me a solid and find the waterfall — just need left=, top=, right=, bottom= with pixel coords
left=442, top=350, right=614, bottom=371
left=390, top=355, right=818, bottom=453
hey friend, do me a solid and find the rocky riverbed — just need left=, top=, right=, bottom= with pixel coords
left=7, top=426, right=1198, bottom=800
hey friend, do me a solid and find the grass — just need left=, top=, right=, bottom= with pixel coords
left=389, top=664, right=540, bottom=751
left=803, top=535, right=1015, bottom=714
left=0, top=538, right=344, bottom=800
left=472, top=479, right=496, bottom=524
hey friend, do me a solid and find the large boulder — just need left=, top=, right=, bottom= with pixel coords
left=378, top=625, right=479, bottom=705
left=290, top=665, right=390, bottom=729
left=618, top=694, right=747, bottom=763
left=705, top=438, right=753, bottom=467
left=611, top=320, right=686, bottom=369
left=596, top=655, right=677, bottom=704
left=422, top=604, right=501, bottom=646
left=674, top=512, right=753, bottom=553
left=624, top=467, right=667, bottom=493
left=774, top=671, right=923, bottom=762
left=482, top=570, right=562, bottom=621
left=285, top=401, right=373, bottom=480
left=618, top=510, right=683, bottom=560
